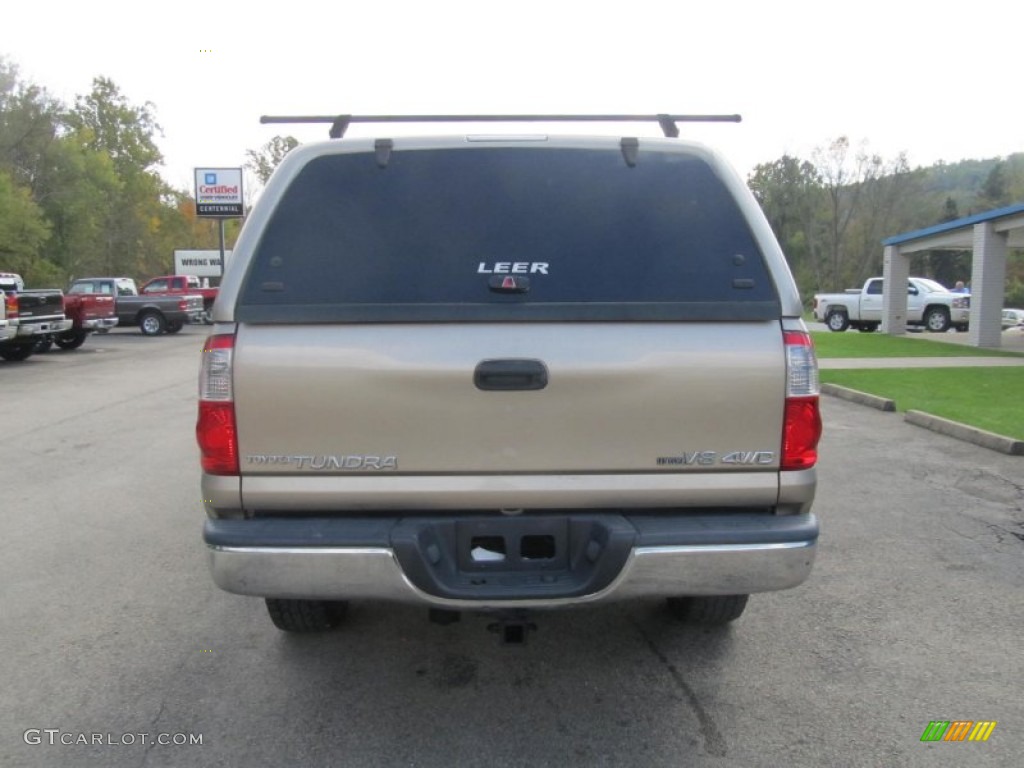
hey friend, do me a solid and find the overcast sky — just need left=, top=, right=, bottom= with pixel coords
left=4, top=0, right=1021, bottom=194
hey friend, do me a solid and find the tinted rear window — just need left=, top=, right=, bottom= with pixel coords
left=238, top=146, right=778, bottom=323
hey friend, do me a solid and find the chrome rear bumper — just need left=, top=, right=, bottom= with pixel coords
left=82, top=317, right=119, bottom=330
left=16, top=318, right=73, bottom=337
left=206, top=513, right=818, bottom=609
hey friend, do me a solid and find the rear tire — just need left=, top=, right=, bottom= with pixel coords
left=265, top=598, right=349, bottom=633
left=0, top=344, right=34, bottom=362
left=139, top=311, right=166, bottom=336
left=825, top=310, right=849, bottom=332
left=857, top=322, right=879, bottom=333
left=667, top=595, right=749, bottom=625
left=55, top=332, right=87, bottom=350
left=33, top=338, right=53, bottom=354
left=165, top=321, right=183, bottom=334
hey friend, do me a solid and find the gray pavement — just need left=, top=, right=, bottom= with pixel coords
left=1, top=326, right=1022, bottom=767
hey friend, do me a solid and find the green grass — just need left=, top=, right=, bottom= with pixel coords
left=821, top=368, right=1024, bottom=439
left=811, top=331, right=1024, bottom=359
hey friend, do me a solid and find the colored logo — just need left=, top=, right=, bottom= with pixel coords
left=920, top=721, right=996, bottom=742
left=205, top=173, right=217, bottom=185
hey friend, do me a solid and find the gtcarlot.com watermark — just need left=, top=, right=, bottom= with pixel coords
left=24, top=729, right=203, bottom=747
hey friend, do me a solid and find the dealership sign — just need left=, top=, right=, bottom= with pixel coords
left=174, top=250, right=233, bottom=278
left=194, top=167, right=243, bottom=217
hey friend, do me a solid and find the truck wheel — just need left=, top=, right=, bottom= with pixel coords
left=825, top=310, right=849, bottom=332
left=0, top=344, right=34, bottom=362
left=667, top=595, right=749, bottom=624
left=924, top=307, right=951, bottom=333
left=265, top=598, right=349, bottom=632
left=55, top=332, right=87, bottom=350
left=165, top=321, right=183, bottom=334
left=139, top=311, right=166, bottom=336
left=33, top=338, right=53, bottom=354
left=857, top=323, right=879, bottom=333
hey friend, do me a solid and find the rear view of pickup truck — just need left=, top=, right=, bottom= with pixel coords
left=199, top=117, right=821, bottom=637
left=0, top=273, right=72, bottom=362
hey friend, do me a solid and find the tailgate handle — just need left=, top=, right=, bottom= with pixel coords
left=474, top=359, right=548, bottom=391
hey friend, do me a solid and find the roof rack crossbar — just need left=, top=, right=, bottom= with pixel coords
left=260, top=113, right=742, bottom=139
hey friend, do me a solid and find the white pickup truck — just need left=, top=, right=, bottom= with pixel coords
left=813, top=277, right=970, bottom=333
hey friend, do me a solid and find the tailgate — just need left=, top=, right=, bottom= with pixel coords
left=234, top=321, right=784, bottom=476
left=16, top=291, right=64, bottom=320
left=82, top=295, right=116, bottom=319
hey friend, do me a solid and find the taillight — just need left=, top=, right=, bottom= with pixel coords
left=197, top=334, right=238, bottom=475
left=782, top=331, right=822, bottom=470
left=4, top=293, right=16, bottom=320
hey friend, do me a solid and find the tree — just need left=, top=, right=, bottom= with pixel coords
left=748, top=156, right=825, bottom=296
left=813, top=137, right=870, bottom=291
left=246, top=135, right=298, bottom=185
left=39, top=133, right=123, bottom=278
left=1, top=59, right=247, bottom=286
left=978, top=161, right=1009, bottom=209
left=846, top=151, right=917, bottom=285
left=64, top=78, right=173, bottom=277
left=0, top=58, right=62, bottom=194
left=0, top=170, right=52, bottom=282
left=66, top=77, right=162, bottom=174
left=917, top=197, right=970, bottom=287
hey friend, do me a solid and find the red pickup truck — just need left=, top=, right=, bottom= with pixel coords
left=140, top=275, right=218, bottom=324
left=50, top=289, right=119, bottom=350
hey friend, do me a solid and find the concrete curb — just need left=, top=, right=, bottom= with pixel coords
left=822, top=385, right=1023, bottom=455
left=904, top=411, right=1024, bottom=456
left=821, top=383, right=896, bottom=411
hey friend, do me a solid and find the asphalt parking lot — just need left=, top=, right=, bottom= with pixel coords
left=2, top=326, right=1022, bottom=767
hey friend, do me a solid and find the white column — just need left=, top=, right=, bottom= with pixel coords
left=967, top=222, right=1007, bottom=348
left=881, top=245, right=909, bottom=335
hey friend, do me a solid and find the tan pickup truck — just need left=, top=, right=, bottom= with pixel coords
left=197, top=115, right=822, bottom=640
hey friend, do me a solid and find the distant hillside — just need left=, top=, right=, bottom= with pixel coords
left=748, top=146, right=1024, bottom=304
left=915, top=152, right=1024, bottom=217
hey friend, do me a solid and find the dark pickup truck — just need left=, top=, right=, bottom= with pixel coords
left=0, top=272, right=73, bottom=361
left=68, top=277, right=204, bottom=336
left=141, top=275, right=218, bottom=324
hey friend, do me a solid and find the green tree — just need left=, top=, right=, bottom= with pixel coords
left=0, top=58, right=62, bottom=194
left=978, top=161, right=1009, bottom=209
left=66, top=77, right=162, bottom=174
left=0, top=170, right=52, bottom=282
left=748, top=155, right=824, bottom=297
left=65, top=77, right=173, bottom=277
left=39, top=133, right=123, bottom=278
